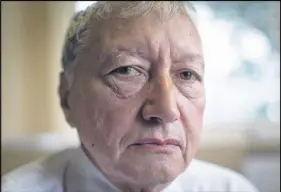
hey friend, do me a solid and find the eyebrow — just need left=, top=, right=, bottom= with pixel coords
left=174, top=53, right=205, bottom=68
left=112, top=47, right=149, bottom=61
left=98, top=46, right=205, bottom=69
left=175, top=53, right=204, bottom=63
left=114, top=47, right=205, bottom=64
left=96, top=46, right=148, bottom=69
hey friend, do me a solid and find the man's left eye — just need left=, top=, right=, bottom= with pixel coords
left=180, top=71, right=197, bottom=81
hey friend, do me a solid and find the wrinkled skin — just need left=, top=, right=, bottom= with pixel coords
left=59, top=10, right=205, bottom=192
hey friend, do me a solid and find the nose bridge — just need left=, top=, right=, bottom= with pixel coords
left=144, top=71, right=180, bottom=123
left=155, top=72, right=173, bottom=101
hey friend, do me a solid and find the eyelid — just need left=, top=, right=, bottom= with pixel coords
left=176, top=68, right=203, bottom=82
left=116, top=53, right=150, bottom=70
left=112, top=65, right=145, bottom=73
left=112, top=66, right=140, bottom=75
left=108, top=65, right=149, bottom=81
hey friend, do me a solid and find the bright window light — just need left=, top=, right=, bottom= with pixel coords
left=76, top=1, right=96, bottom=12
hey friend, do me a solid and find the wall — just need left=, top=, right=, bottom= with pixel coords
left=1, top=2, right=75, bottom=138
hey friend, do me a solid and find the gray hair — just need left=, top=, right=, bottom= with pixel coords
left=61, top=1, right=197, bottom=84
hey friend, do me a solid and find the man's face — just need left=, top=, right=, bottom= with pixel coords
left=62, top=11, right=205, bottom=185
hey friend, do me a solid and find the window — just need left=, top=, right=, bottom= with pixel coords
left=194, top=2, right=279, bottom=128
left=75, top=1, right=96, bottom=12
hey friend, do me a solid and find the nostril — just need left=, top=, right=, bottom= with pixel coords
left=149, top=117, right=157, bottom=121
left=141, top=99, right=180, bottom=123
left=149, top=117, right=162, bottom=123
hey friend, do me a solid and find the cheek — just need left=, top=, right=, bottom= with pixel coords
left=183, top=97, right=205, bottom=133
left=71, top=93, right=108, bottom=149
left=178, top=94, right=205, bottom=156
left=70, top=81, right=142, bottom=151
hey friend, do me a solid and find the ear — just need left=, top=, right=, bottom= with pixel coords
left=58, top=72, right=75, bottom=128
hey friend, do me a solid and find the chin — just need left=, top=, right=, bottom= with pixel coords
left=118, top=153, right=186, bottom=185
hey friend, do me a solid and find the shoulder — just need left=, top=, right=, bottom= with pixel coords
left=2, top=162, right=61, bottom=192
left=172, top=159, right=259, bottom=192
left=1, top=147, right=78, bottom=192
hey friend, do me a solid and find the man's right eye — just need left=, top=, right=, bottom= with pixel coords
left=111, top=66, right=140, bottom=76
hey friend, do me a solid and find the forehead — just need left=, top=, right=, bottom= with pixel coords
left=91, top=11, right=202, bottom=63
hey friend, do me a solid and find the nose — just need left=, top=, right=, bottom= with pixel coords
left=142, top=74, right=180, bottom=124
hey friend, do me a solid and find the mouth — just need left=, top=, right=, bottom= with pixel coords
left=130, top=138, right=181, bottom=149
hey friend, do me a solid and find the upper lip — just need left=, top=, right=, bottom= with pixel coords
left=131, top=138, right=181, bottom=147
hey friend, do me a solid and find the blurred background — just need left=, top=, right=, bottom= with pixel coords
left=1, top=1, right=280, bottom=192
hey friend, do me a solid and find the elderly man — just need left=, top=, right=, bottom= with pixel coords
left=2, top=2, right=258, bottom=192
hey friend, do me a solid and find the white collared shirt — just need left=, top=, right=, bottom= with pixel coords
left=2, top=147, right=259, bottom=192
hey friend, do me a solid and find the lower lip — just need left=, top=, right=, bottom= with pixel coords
left=130, top=144, right=179, bottom=151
